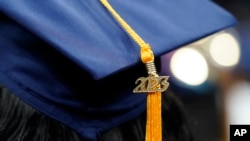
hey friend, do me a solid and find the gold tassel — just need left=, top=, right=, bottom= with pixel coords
left=141, top=43, right=162, bottom=141
left=100, top=1, right=169, bottom=140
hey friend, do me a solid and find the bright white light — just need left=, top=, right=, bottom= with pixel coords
left=170, top=48, right=209, bottom=86
left=209, top=33, right=240, bottom=67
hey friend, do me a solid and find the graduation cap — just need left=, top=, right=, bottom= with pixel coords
left=0, top=0, right=236, bottom=140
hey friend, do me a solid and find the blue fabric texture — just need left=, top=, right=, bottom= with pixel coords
left=0, top=0, right=236, bottom=140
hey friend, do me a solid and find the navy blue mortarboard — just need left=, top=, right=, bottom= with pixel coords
left=0, top=0, right=236, bottom=140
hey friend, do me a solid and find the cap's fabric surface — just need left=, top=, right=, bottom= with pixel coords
left=0, top=0, right=236, bottom=140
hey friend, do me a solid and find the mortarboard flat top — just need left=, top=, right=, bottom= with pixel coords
left=0, top=0, right=236, bottom=140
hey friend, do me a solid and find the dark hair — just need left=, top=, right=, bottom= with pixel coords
left=0, top=85, right=193, bottom=141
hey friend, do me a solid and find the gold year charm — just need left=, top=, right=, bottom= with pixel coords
left=133, top=76, right=169, bottom=93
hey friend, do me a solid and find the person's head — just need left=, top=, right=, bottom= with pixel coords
left=0, top=85, right=193, bottom=141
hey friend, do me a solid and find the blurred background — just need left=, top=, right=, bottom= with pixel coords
left=160, top=0, right=250, bottom=141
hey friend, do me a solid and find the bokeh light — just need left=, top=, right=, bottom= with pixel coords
left=209, top=32, right=240, bottom=67
left=226, top=81, right=250, bottom=124
left=170, top=47, right=209, bottom=86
